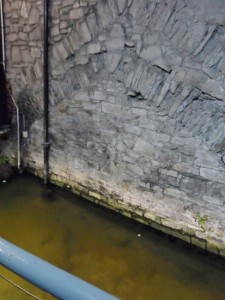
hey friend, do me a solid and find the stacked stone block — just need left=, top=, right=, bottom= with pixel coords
left=3, top=0, right=225, bottom=255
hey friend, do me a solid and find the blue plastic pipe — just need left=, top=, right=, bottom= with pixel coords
left=0, top=237, right=118, bottom=300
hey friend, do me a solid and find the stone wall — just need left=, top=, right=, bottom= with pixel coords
left=3, top=0, right=225, bottom=255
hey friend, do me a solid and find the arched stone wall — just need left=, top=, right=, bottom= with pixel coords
left=4, top=0, right=225, bottom=255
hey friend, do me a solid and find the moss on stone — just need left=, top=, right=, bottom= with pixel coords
left=191, top=237, right=206, bottom=249
left=206, top=242, right=219, bottom=255
left=27, top=166, right=225, bottom=258
left=172, top=231, right=191, bottom=244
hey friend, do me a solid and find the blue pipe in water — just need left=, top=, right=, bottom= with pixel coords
left=0, top=237, right=119, bottom=300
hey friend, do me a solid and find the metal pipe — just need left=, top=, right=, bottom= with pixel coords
left=0, top=237, right=118, bottom=300
left=9, top=93, right=21, bottom=170
left=0, top=0, right=5, bottom=70
left=43, top=0, right=50, bottom=184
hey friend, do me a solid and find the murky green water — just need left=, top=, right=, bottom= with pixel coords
left=0, top=174, right=225, bottom=300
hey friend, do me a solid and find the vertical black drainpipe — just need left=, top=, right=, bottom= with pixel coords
left=43, top=0, right=50, bottom=184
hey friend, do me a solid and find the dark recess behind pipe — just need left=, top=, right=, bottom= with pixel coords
left=43, top=0, right=50, bottom=184
left=0, top=9, right=8, bottom=128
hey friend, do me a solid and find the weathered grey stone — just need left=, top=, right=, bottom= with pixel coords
left=33, top=62, right=43, bottom=78
left=98, top=34, right=107, bottom=41
left=143, top=30, right=159, bottom=46
left=92, top=56, right=104, bottom=73
left=102, top=103, right=120, bottom=114
left=159, top=169, right=178, bottom=177
left=29, top=25, right=43, bottom=41
left=132, top=108, right=146, bottom=116
left=207, top=182, right=225, bottom=199
left=70, top=8, right=84, bottom=20
left=127, top=163, right=143, bottom=176
left=168, top=87, right=192, bottom=117
left=60, top=6, right=72, bottom=20
left=173, top=68, right=186, bottom=83
left=104, top=52, right=121, bottom=73
left=21, top=1, right=30, bottom=19
left=140, top=45, right=161, bottom=61
left=110, top=23, right=125, bottom=37
left=97, top=1, right=114, bottom=28
left=12, top=10, right=19, bottom=19
left=203, top=195, right=223, bottom=206
left=125, top=40, right=135, bottom=47
left=193, top=25, right=217, bottom=55
left=21, top=49, right=32, bottom=63
left=86, top=43, right=101, bottom=55
left=68, top=28, right=81, bottom=51
left=132, top=100, right=146, bottom=109
left=130, top=0, right=147, bottom=18
left=62, top=0, right=75, bottom=7
left=59, top=21, right=68, bottom=30
left=206, top=133, right=225, bottom=154
left=124, top=124, right=141, bottom=136
left=173, top=163, right=199, bottom=176
left=136, top=40, right=142, bottom=56
left=77, top=22, right=92, bottom=44
left=19, top=32, right=28, bottom=41
left=73, top=90, right=89, bottom=102
left=181, top=176, right=206, bottom=195
left=202, top=79, right=225, bottom=101
left=115, top=0, right=127, bottom=14
left=133, top=139, right=155, bottom=157
left=158, top=150, right=178, bottom=164
left=206, top=13, right=225, bottom=26
left=164, top=188, right=185, bottom=199
left=155, top=80, right=171, bottom=108
left=7, top=33, right=18, bottom=42
left=106, top=37, right=125, bottom=50
left=52, top=6, right=60, bottom=19
left=51, top=25, right=60, bottom=37
left=23, top=65, right=36, bottom=84
left=170, top=136, right=198, bottom=146
left=200, top=168, right=225, bottom=184
left=27, top=8, right=40, bottom=24
left=159, top=174, right=181, bottom=188
left=56, top=42, right=70, bottom=60
left=91, top=90, right=106, bottom=101
left=184, top=69, right=208, bottom=90
left=11, top=46, right=22, bottom=63
left=75, top=53, right=89, bottom=65
left=86, top=13, right=98, bottom=38
left=147, top=131, right=170, bottom=143
left=194, top=150, right=224, bottom=171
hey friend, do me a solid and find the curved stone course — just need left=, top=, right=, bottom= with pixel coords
left=3, top=0, right=225, bottom=256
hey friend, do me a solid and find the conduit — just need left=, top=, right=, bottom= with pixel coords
left=43, top=0, right=50, bottom=184
left=10, top=93, right=21, bottom=169
left=0, top=237, right=118, bottom=300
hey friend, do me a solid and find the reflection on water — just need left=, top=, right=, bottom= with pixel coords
left=0, top=174, right=225, bottom=300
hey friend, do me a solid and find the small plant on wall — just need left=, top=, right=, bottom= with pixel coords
left=0, top=155, right=9, bottom=165
left=195, top=213, right=208, bottom=229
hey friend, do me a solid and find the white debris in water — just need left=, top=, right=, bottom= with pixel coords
left=2, top=180, right=6, bottom=183
left=137, top=234, right=141, bottom=237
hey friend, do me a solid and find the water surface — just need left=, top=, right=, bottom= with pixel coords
left=0, top=174, right=224, bottom=299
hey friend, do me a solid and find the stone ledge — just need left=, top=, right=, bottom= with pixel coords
left=27, top=166, right=225, bottom=258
